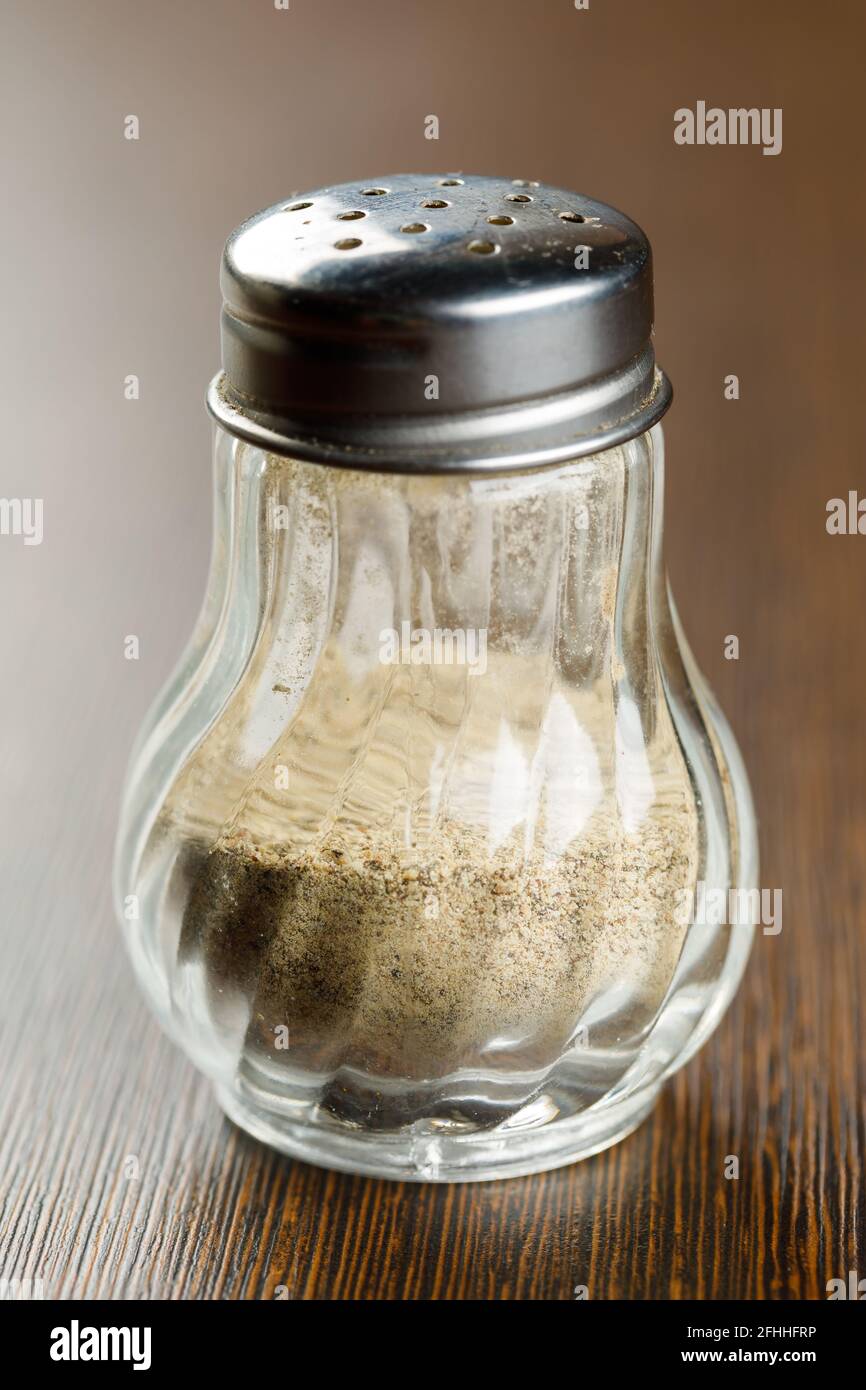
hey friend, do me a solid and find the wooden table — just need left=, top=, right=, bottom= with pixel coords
left=2, top=0, right=863, bottom=1300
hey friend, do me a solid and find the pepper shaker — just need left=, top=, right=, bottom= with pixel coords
left=115, top=174, right=758, bottom=1181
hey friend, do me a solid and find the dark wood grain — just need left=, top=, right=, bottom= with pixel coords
left=1, top=0, right=864, bottom=1300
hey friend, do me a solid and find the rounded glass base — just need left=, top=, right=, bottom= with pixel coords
left=215, top=1078, right=660, bottom=1182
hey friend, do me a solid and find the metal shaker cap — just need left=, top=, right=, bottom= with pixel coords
left=208, top=174, right=671, bottom=474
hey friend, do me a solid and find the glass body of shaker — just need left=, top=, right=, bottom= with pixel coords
left=115, top=420, right=757, bottom=1180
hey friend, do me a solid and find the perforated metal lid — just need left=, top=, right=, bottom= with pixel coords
left=207, top=173, right=671, bottom=474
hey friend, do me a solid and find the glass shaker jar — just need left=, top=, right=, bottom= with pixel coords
left=115, top=175, right=757, bottom=1181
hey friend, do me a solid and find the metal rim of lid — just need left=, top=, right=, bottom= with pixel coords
left=208, top=173, right=673, bottom=475
left=207, top=365, right=672, bottom=475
